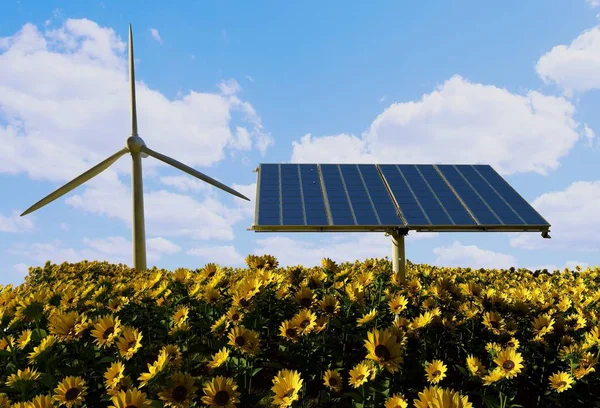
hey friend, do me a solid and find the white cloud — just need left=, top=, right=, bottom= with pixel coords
left=218, top=79, right=241, bottom=96
left=60, top=222, right=68, bottom=230
left=536, top=26, right=600, bottom=95
left=0, top=20, right=270, bottom=185
left=186, top=245, right=245, bottom=265
left=586, top=0, right=600, bottom=8
left=433, top=241, right=516, bottom=269
left=13, top=263, right=30, bottom=275
left=583, top=124, right=596, bottom=146
left=292, top=75, right=581, bottom=176
left=228, top=126, right=252, bottom=151
left=149, top=28, right=162, bottom=44
left=510, top=181, right=600, bottom=252
left=159, top=175, right=209, bottom=192
left=245, top=75, right=254, bottom=83
left=0, top=209, right=35, bottom=232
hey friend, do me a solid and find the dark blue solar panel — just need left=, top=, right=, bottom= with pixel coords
left=339, top=165, right=379, bottom=225
left=417, top=165, right=476, bottom=225
left=357, top=165, right=404, bottom=225
left=378, top=165, right=429, bottom=225
left=457, top=166, right=526, bottom=225
left=436, top=165, right=503, bottom=225
left=400, top=165, right=453, bottom=225
left=474, top=165, right=549, bottom=225
left=299, top=164, right=329, bottom=225
left=320, top=164, right=355, bottom=225
left=257, top=164, right=281, bottom=225
left=280, top=164, right=304, bottom=226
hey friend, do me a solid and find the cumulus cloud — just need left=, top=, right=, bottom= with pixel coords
left=510, top=181, right=600, bottom=252
left=536, top=26, right=600, bottom=95
left=159, top=175, right=210, bottom=192
left=0, top=209, right=35, bottom=232
left=149, top=28, right=162, bottom=44
left=433, top=241, right=517, bottom=269
left=291, top=75, right=582, bottom=176
left=218, top=79, right=241, bottom=96
left=186, top=245, right=245, bottom=265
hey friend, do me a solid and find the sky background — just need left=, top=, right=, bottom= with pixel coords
left=1, top=1, right=599, bottom=286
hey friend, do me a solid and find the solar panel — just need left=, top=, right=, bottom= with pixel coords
left=252, top=163, right=550, bottom=233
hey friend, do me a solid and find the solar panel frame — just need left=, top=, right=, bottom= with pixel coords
left=251, top=163, right=550, bottom=233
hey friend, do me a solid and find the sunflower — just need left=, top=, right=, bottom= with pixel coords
left=28, top=335, right=58, bottom=364
left=208, top=347, right=230, bottom=370
left=548, top=371, right=575, bottom=393
left=357, top=308, right=378, bottom=327
left=294, top=286, right=315, bottom=308
left=117, top=326, right=143, bottom=360
left=227, top=327, right=260, bottom=355
left=494, top=348, right=524, bottom=379
left=107, top=376, right=134, bottom=398
left=323, top=370, right=342, bottom=392
left=272, top=369, right=303, bottom=408
left=201, top=263, right=219, bottom=281
left=314, top=316, right=329, bottom=333
left=91, top=314, right=121, bottom=349
left=28, top=394, right=54, bottom=408
left=424, top=360, right=447, bottom=384
left=48, top=311, right=82, bottom=342
left=321, top=257, right=338, bottom=272
left=413, top=386, right=473, bottom=408
left=345, top=281, right=365, bottom=303
left=52, top=376, right=87, bottom=407
left=483, top=312, right=504, bottom=334
left=291, top=309, right=317, bottom=335
left=532, top=314, right=555, bottom=337
left=201, top=376, right=240, bottom=408
left=485, top=342, right=502, bottom=357
left=158, top=371, right=198, bottom=408
left=204, top=287, right=222, bottom=305
left=505, top=337, right=520, bottom=350
left=226, top=308, right=244, bottom=325
left=388, top=294, right=408, bottom=315
left=211, top=315, right=230, bottom=335
left=466, top=355, right=486, bottom=377
left=348, top=362, right=372, bottom=388
left=104, top=361, right=126, bottom=389
left=319, top=295, right=340, bottom=315
left=410, top=311, right=433, bottom=330
left=384, top=393, right=408, bottom=408
left=5, top=367, right=40, bottom=391
left=364, top=328, right=403, bottom=373
left=109, top=388, right=152, bottom=408
left=0, top=335, right=15, bottom=352
left=161, top=344, right=183, bottom=369
left=279, top=320, right=299, bottom=343
left=574, top=352, right=597, bottom=379
left=138, top=349, right=169, bottom=388
left=17, top=329, right=32, bottom=349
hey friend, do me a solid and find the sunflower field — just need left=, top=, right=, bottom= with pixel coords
left=0, top=256, right=599, bottom=408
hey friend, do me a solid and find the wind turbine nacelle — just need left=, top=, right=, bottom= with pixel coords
left=126, top=135, right=147, bottom=154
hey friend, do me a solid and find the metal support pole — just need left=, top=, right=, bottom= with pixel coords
left=391, top=229, right=407, bottom=283
left=132, top=151, right=147, bottom=271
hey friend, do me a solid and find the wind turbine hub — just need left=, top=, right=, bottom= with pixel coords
left=127, top=135, right=147, bottom=154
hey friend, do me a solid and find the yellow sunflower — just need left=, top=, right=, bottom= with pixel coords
left=532, top=314, right=555, bottom=337
left=157, top=371, right=198, bottom=407
left=494, top=348, right=524, bottom=379
left=90, top=314, right=121, bottom=349
left=201, top=376, right=241, bottom=408
left=52, top=376, right=87, bottom=407
left=17, top=329, right=32, bottom=349
left=291, top=309, right=317, bottom=335
left=323, top=369, right=342, bottom=392
left=413, top=386, right=473, bottom=408
left=410, top=311, right=433, bottom=330
left=227, top=327, right=260, bottom=355
left=388, top=294, right=408, bottom=315
left=364, top=328, right=403, bottom=373
left=226, top=308, right=244, bottom=325
left=272, top=369, right=303, bottom=408
left=107, top=376, right=134, bottom=398
left=482, top=312, right=504, bottom=334
left=5, top=367, right=40, bottom=391
left=28, top=335, right=58, bottom=364
left=208, top=347, right=230, bottom=370
left=385, top=393, right=408, bottom=408
left=482, top=368, right=505, bottom=386
left=348, top=362, right=372, bottom=388
left=466, top=355, right=486, bottom=377
left=294, top=286, right=315, bottom=308
left=549, top=371, right=575, bottom=393
left=28, top=394, right=54, bottom=408
left=108, top=388, right=152, bottom=408
left=138, top=349, right=169, bottom=388
left=319, top=295, right=340, bottom=315
left=162, top=344, right=184, bottom=369
left=357, top=308, right=378, bottom=327
left=117, top=326, right=143, bottom=360
left=424, top=360, right=447, bottom=384
left=211, top=315, right=230, bottom=335
left=104, top=361, right=125, bottom=389
left=279, top=320, right=299, bottom=343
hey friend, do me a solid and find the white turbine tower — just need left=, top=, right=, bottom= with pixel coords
left=20, top=24, right=250, bottom=271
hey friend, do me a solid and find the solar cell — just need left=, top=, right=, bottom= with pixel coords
left=320, top=164, right=356, bottom=226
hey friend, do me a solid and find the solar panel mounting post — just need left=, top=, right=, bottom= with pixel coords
left=390, top=228, right=409, bottom=283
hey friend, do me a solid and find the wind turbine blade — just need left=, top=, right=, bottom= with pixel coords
left=20, top=147, right=130, bottom=216
left=129, top=24, right=138, bottom=136
left=141, top=145, right=250, bottom=201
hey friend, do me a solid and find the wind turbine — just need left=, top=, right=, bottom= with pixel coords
left=20, top=24, right=250, bottom=271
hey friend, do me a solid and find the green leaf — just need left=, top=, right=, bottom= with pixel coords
left=455, top=364, right=468, bottom=377
left=97, top=356, right=115, bottom=365
left=250, top=367, right=263, bottom=377
left=31, top=328, right=47, bottom=342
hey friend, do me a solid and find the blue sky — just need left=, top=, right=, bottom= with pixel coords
left=1, top=1, right=599, bottom=286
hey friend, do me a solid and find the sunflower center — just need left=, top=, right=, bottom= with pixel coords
left=356, top=374, right=365, bottom=381
left=65, top=387, right=80, bottom=400
left=325, top=305, right=335, bottom=314
left=127, top=341, right=137, bottom=350
left=103, top=327, right=114, bottom=339
left=432, top=370, right=441, bottom=378
left=557, top=381, right=567, bottom=388
left=231, top=313, right=240, bottom=321
left=172, top=385, right=188, bottom=401
left=214, top=390, right=230, bottom=405
left=207, top=271, right=215, bottom=278
left=503, top=360, right=515, bottom=371
left=240, top=299, right=250, bottom=307
left=300, top=319, right=310, bottom=329
left=283, top=388, right=296, bottom=398
left=235, top=336, right=246, bottom=346
left=286, top=328, right=297, bottom=338
left=490, top=321, right=500, bottom=329
left=300, top=298, right=312, bottom=308
left=507, top=342, right=515, bottom=348
left=328, top=377, right=338, bottom=386
left=374, top=344, right=391, bottom=361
